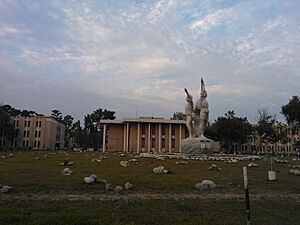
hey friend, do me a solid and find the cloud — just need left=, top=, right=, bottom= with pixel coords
left=0, top=0, right=299, bottom=122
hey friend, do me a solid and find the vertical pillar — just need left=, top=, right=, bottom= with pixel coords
left=158, top=123, right=161, bottom=154
left=169, top=124, right=172, bottom=153
left=126, top=123, right=129, bottom=153
left=179, top=124, right=182, bottom=153
left=123, top=124, right=126, bottom=152
left=102, top=124, right=107, bottom=152
left=137, top=123, right=140, bottom=153
left=148, top=123, right=151, bottom=152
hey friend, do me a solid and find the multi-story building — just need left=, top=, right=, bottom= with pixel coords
left=232, top=125, right=300, bottom=155
left=100, top=117, right=220, bottom=153
left=0, top=116, right=65, bottom=150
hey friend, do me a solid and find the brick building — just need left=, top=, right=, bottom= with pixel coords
left=0, top=115, right=65, bottom=150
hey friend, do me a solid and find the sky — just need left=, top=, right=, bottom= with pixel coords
left=0, top=0, right=299, bottom=123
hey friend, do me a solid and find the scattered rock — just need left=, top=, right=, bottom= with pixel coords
left=128, top=158, right=138, bottom=164
left=60, top=160, right=74, bottom=166
left=290, top=169, right=300, bottom=176
left=83, top=177, right=95, bottom=184
left=276, top=159, right=288, bottom=164
left=120, top=161, right=129, bottom=167
left=0, top=185, right=13, bottom=193
left=105, top=183, right=113, bottom=191
left=114, top=185, right=123, bottom=193
left=61, top=168, right=73, bottom=176
left=90, top=174, right=97, bottom=181
left=125, top=182, right=133, bottom=190
left=248, top=163, right=259, bottom=167
left=1, top=155, right=6, bottom=159
left=195, top=180, right=217, bottom=190
left=153, top=166, right=168, bottom=174
left=209, top=164, right=222, bottom=171
left=176, top=161, right=188, bottom=165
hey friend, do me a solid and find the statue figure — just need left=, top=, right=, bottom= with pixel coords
left=184, top=88, right=194, bottom=138
left=184, top=78, right=209, bottom=138
left=198, top=78, right=209, bottom=136
left=182, top=78, right=212, bottom=154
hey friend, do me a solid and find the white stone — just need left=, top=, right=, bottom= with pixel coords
left=195, top=180, right=216, bottom=190
left=1, top=185, right=13, bottom=193
left=114, top=185, right=123, bottom=192
left=125, top=182, right=133, bottom=190
left=176, top=161, right=188, bottom=165
left=293, top=169, right=300, bottom=175
left=153, top=166, right=165, bottom=174
left=61, top=168, right=73, bottom=175
left=90, top=174, right=97, bottom=181
left=209, top=164, right=222, bottom=171
left=84, top=177, right=95, bottom=184
left=120, top=161, right=129, bottom=167
left=248, top=163, right=259, bottom=167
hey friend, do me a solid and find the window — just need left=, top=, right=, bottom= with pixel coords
left=152, top=138, right=155, bottom=148
left=36, top=121, right=38, bottom=127
left=161, top=124, right=165, bottom=135
left=162, top=138, right=165, bottom=148
left=141, top=124, right=145, bottom=135
left=24, top=130, right=26, bottom=137
left=23, top=140, right=26, bottom=147
left=24, top=121, right=27, bottom=127
left=171, top=125, right=175, bottom=135
left=16, top=120, right=19, bottom=127
left=141, top=138, right=145, bottom=148
left=151, top=124, right=155, bottom=135
left=171, top=138, right=175, bottom=148
left=37, top=141, right=40, bottom=148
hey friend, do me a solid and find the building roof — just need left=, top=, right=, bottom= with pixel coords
left=100, top=118, right=186, bottom=124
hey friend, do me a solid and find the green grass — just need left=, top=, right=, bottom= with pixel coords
left=0, top=151, right=299, bottom=194
left=0, top=199, right=299, bottom=225
left=1, top=151, right=300, bottom=225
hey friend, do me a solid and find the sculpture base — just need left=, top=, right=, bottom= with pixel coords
left=181, top=135, right=213, bottom=155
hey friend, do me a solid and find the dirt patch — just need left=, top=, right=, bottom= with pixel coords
left=1, top=192, right=300, bottom=202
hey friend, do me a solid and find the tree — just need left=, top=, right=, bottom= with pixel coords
left=73, top=120, right=83, bottom=148
left=281, top=96, right=300, bottom=126
left=63, top=115, right=74, bottom=148
left=171, top=112, right=186, bottom=120
left=213, top=110, right=253, bottom=153
left=256, top=109, right=289, bottom=153
left=0, top=104, right=18, bottom=149
left=81, top=108, right=116, bottom=150
left=51, top=109, right=63, bottom=122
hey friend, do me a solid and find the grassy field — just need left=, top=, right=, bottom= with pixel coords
left=0, top=151, right=300, bottom=225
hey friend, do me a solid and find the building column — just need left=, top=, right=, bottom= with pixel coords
left=137, top=123, right=140, bottom=153
left=102, top=124, right=107, bottom=152
left=179, top=124, right=182, bottom=153
left=126, top=123, right=129, bottom=153
left=148, top=123, right=151, bottom=152
left=158, top=123, right=161, bottom=154
left=169, top=124, right=172, bottom=153
left=123, top=124, right=126, bottom=152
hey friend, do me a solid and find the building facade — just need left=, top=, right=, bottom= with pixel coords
left=231, top=126, right=300, bottom=155
left=0, top=116, right=65, bottom=150
left=100, top=117, right=220, bottom=153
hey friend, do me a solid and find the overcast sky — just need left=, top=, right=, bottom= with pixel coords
left=0, top=0, right=299, bottom=123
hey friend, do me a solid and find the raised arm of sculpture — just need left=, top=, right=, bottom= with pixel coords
left=184, top=88, right=194, bottom=138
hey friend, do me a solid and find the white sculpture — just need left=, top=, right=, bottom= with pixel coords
left=184, top=78, right=209, bottom=138
left=182, top=78, right=212, bottom=154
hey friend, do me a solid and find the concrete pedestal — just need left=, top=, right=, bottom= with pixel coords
left=181, top=135, right=213, bottom=155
